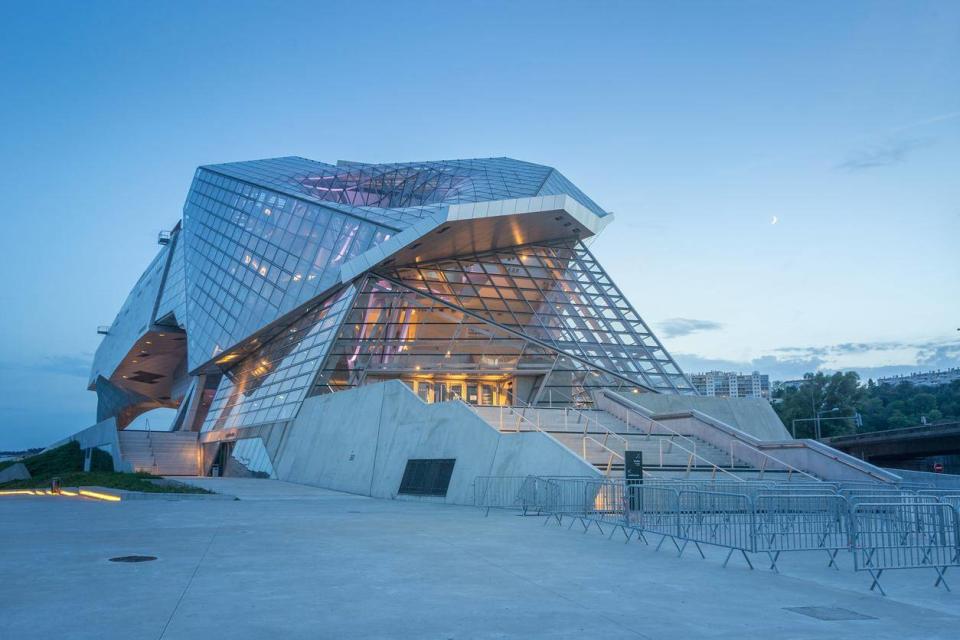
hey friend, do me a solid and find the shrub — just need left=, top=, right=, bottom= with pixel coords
left=89, top=448, right=115, bottom=473
left=23, top=441, right=83, bottom=477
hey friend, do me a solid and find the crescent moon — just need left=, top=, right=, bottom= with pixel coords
left=770, top=216, right=779, bottom=225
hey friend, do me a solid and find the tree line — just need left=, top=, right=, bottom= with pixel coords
left=772, top=372, right=960, bottom=438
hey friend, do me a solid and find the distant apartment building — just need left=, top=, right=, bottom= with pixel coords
left=689, top=371, right=770, bottom=399
left=877, top=368, right=960, bottom=388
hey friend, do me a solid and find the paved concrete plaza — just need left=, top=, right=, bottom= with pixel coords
left=2, top=479, right=958, bottom=639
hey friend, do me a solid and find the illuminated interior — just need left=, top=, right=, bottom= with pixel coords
left=377, top=375, right=513, bottom=406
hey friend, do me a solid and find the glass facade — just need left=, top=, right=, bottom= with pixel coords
left=200, top=285, right=355, bottom=431
left=310, top=272, right=662, bottom=409
left=382, top=240, right=693, bottom=393
left=92, top=155, right=694, bottom=434
left=182, top=167, right=394, bottom=370
left=221, top=437, right=276, bottom=478
left=206, top=156, right=609, bottom=221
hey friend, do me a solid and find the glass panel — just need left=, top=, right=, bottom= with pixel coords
left=307, top=274, right=661, bottom=408
left=376, top=240, right=694, bottom=394
left=222, top=437, right=276, bottom=478
left=201, top=285, right=356, bottom=431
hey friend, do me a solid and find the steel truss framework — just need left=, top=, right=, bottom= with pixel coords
left=201, top=239, right=693, bottom=432
left=381, top=240, right=691, bottom=394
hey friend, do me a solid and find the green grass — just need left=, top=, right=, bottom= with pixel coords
left=0, top=442, right=211, bottom=494
left=0, top=441, right=83, bottom=475
left=1, top=472, right=211, bottom=493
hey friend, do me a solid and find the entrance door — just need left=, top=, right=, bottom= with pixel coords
left=212, top=441, right=235, bottom=477
left=434, top=382, right=448, bottom=403
left=480, top=383, right=495, bottom=405
left=416, top=381, right=431, bottom=402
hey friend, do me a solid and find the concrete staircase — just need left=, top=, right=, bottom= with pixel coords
left=118, top=430, right=200, bottom=476
left=472, top=406, right=795, bottom=480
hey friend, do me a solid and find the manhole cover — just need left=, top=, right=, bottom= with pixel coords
left=785, top=607, right=876, bottom=621
left=109, top=555, right=157, bottom=563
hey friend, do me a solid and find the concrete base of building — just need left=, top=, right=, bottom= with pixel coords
left=201, top=380, right=599, bottom=504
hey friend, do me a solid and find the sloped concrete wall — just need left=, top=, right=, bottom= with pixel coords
left=273, top=381, right=598, bottom=504
left=0, top=463, right=30, bottom=482
left=628, top=395, right=791, bottom=441
left=884, top=468, right=960, bottom=489
left=52, top=418, right=131, bottom=472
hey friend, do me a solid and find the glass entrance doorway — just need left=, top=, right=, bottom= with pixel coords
left=408, top=376, right=512, bottom=406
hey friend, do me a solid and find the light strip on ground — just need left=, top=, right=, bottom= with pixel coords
left=78, top=489, right=122, bottom=502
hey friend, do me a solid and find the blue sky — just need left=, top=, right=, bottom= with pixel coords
left=0, top=1, right=957, bottom=449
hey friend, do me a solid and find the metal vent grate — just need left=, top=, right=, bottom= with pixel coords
left=398, top=459, right=455, bottom=497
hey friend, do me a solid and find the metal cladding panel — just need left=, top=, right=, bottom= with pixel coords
left=155, top=226, right=187, bottom=327
left=89, top=246, right=169, bottom=388
left=536, top=169, right=607, bottom=218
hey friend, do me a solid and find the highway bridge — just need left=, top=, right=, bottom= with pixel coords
left=825, top=421, right=960, bottom=473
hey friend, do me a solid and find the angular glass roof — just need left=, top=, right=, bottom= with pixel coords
left=202, top=156, right=609, bottom=229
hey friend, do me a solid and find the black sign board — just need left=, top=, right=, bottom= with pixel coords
left=625, top=450, right=643, bottom=511
left=624, top=450, right=643, bottom=482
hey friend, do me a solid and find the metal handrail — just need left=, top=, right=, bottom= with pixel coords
left=601, top=390, right=816, bottom=482
left=462, top=402, right=627, bottom=477
left=514, top=403, right=630, bottom=451
left=607, top=402, right=744, bottom=481
left=583, top=435, right=625, bottom=477
left=728, top=440, right=818, bottom=482
left=463, top=399, right=745, bottom=479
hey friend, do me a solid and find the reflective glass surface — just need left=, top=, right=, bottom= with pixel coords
left=207, top=156, right=609, bottom=221
left=182, top=168, right=393, bottom=370
left=224, top=437, right=276, bottom=478
left=382, top=240, right=693, bottom=393
left=201, top=285, right=356, bottom=431
left=94, top=154, right=696, bottom=435
left=310, top=275, right=652, bottom=407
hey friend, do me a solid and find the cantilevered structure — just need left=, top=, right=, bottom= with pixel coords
left=91, top=157, right=692, bottom=432
left=77, top=156, right=896, bottom=497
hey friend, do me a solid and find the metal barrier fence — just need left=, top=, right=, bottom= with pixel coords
left=473, top=476, right=558, bottom=515
left=753, top=494, right=849, bottom=571
left=677, top=490, right=756, bottom=567
left=851, top=502, right=960, bottom=595
left=474, top=475, right=960, bottom=594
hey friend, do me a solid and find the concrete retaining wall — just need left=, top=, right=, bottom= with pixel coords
left=625, top=394, right=791, bottom=441
left=52, top=418, right=131, bottom=472
left=0, top=463, right=30, bottom=482
left=264, top=381, right=598, bottom=505
left=887, top=468, right=960, bottom=489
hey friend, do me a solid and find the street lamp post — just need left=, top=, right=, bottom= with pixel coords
left=815, top=407, right=840, bottom=440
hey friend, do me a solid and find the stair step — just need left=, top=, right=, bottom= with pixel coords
left=474, top=405, right=798, bottom=480
left=119, top=430, right=199, bottom=476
